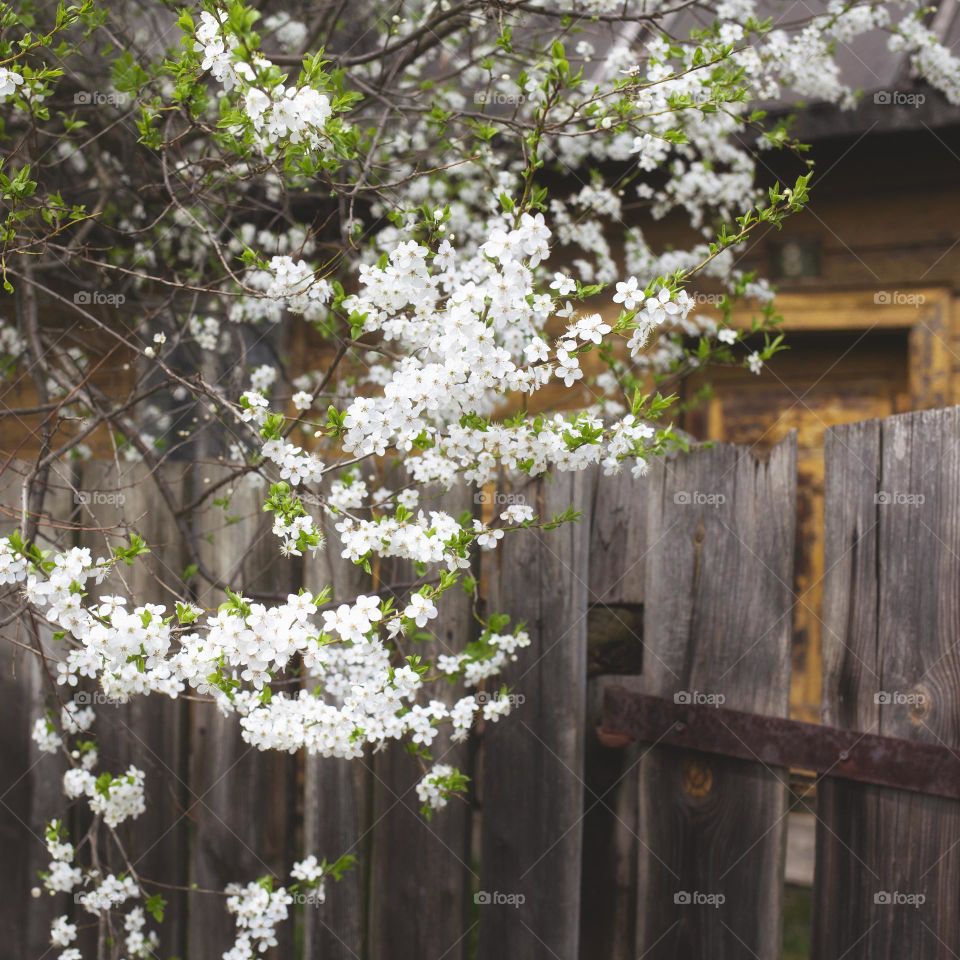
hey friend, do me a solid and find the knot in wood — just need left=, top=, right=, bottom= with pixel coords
left=681, top=758, right=713, bottom=798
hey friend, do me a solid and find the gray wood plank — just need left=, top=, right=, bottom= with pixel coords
left=478, top=470, right=593, bottom=960
left=367, top=484, right=473, bottom=960
left=74, top=460, right=190, bottom=957
left=635, top=437, right=797, bottom=959
left=813, top=408, right=960, bottom=959
left=302, top=498, right=373, bottom=960
left=187, top=467, right=297, bottom=958
left=580, top=469, right=649, bottom=959
left=581, top=674, right=642, bottom=960
left=0, top=461, right=73, bottom=956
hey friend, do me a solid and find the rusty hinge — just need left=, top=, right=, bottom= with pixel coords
left=601, top=685, right=960, bottom=802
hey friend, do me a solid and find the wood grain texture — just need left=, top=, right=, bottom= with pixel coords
left=587, top=468, right=648, bottom=607
left=302, top=501, right=372, bottom=960
left=813, top=408, right=960, bottom=959
left=187, top=467, right=297, bottom=959
left=367, top=484, right=473, bottom=960
left=581, top=674, right=642, bottom=960
left=580, top=470, right=648, bottom=958
left=75, top=460, right=191, bottom=957
left=635, top=437, right=797, bottom=959
left=478, top=470, right=593, bottom=960
left=0, top=463, right=72, bottom=957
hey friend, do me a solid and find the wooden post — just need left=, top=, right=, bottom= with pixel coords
left=74, top=460, right=191, bottom=957
left=634, top=437, right=797, bottom=959
left=186, top=467, right=297, bottom=958
left=0, top=462, right=73, bottom=956
left=367, top=485, right=474, bottom=960
left=302, top=500, right=372, bottom=960
left=477, top=470, right=593, bottom=960
left=813, top=408, right=960, bottom=959
left=580, top=469, right=649, bottom=959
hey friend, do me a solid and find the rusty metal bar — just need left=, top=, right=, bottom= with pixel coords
left=601, top=685, right=960, bottom=802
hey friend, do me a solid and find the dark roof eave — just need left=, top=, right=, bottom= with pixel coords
left=769, top=87, right=960, bottom=140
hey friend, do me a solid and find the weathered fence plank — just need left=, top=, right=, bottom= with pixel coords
left=634, top=437, right=796, bottom=959
left=0, top=462, right=73, bottom=957
left=368, top=484, right=474, bottom=960
left=187, top=468, right=297, bottom=958
left=478, top=470, right=593, bottom=960
left=302, top=501, right=372, bottom=960
left=580, top=470, right=648, bottom=958
left=8, top=410, right=960, bottom=959
left=76, top=460, right=191, bottom=957
left=813, top=408, right=960, bottom=959
left=581, top=674, right=642, bottom=960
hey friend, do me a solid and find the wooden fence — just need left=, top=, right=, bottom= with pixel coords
left=2, top=405, right=960, bottom=958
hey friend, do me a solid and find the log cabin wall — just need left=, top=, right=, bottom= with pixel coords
left=676, top=120, right=960, bottom=721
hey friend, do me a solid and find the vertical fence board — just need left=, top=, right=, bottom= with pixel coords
left=0, top=462, right=73, bottom=956
left=635, top=437, right=796, bottom=959
left=587, top=468, right=647, bottom=607
left=367, top=485, right=473, bottom=960
left=580, top=471, right=648, bottom=959
left=302, top=504, right=372, bottom=960
left=187, top=468, right=297, bottom=958
left=478, top=470, right=593, bottom=960
left=75, top=460, right=191, bottom=956
left=581, top=674, right=641, bottom=960
left=813, top=408, right=960, bottom=958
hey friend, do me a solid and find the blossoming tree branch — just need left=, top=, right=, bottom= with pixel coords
left=1, top=0, right=957, bottom=954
